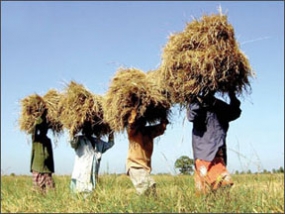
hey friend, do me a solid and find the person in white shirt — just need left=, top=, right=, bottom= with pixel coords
left=69, top=122, right=114, bottom=195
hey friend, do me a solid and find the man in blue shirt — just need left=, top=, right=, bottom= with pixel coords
left=187, top=90, right=241, bottom=194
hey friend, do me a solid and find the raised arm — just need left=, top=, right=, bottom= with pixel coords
left=70, top=136, right=80, bottom=150
left=101, top=132, right=115, bottom=153
left=127, top=109, right=140, bottom=135
left=148, top=118, right=169, bottom=139
left=229, top=91, right=241, bottom=107
left=213, top=92, right=241, bottom=122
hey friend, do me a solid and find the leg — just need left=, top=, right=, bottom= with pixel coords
left=194, top=155, right=233, bottom=195
left=70, top=178, right=77, bottom=194
left=32, top=171, right=46, bottom=192
left=210, top=147, right=233, bottom=190
left=128, top=167, right=156, bottom=196
left=194, top=160, right=211, bottom=195
left=44, top=173, right=55, bottom=190
left=210, top=157, right=233, bottom=191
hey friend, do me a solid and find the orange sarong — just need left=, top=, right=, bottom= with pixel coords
left=194, top=155, right=233, bottom=194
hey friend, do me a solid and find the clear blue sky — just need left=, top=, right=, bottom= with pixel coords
left=1, top=1, right=284, bottom=175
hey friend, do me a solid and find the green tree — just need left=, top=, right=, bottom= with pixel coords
left=174, top=155, right=194, bottom=175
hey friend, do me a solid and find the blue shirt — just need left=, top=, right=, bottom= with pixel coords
left=187, top=97, right=241, bottom=162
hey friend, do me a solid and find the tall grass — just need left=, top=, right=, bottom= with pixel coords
left=1, top=173, right=284, bottom=213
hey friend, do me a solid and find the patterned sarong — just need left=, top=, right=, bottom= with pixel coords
left=32, top=171, right=55, bottom=191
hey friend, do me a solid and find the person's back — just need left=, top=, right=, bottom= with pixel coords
left=32, top=132, right=54, bottom=173
left=30, top=114, right=55, bottom=192
left=188, top=92, right=241, bottom=163
left=187, top=90, right=241, bottom=194
left=127, top=119, right=166, bottom=172
left=126, top=109, right=168, bottom=195
left=70, top=123, right=114, bottom=195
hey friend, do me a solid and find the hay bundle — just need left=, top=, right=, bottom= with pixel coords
left=59, top=81, right=110, bottom=138
left=146, top=68, right=171, bottom=102
left=43, top=89, right=64, bottom=135
left=103, top=68, right=171, bottom=132
left=19, top=94, right=46, bottom=134
left=159, top=13, right=254, bottom=105
left=145, top=69, right=162, bottom=86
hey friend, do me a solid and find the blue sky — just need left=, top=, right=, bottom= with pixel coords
left=1, top=1, right=284, bottom=175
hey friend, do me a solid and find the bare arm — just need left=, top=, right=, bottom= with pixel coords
left=127, top=109, right=140, bottom=135
left=149, top=118, right=169, bottom=139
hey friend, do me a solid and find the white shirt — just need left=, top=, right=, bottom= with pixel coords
left=70, top=135, right=114, bottom=192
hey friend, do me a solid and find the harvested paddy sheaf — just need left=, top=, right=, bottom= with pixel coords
left=18, top=94, right=46, bottom=134
left=159, top=13, right=254, bottom=106
left=43, top=89, right=64, bottom=136
left=59, top=81, right=110, bottom=138
left=103, top=68, right=171, bottom=132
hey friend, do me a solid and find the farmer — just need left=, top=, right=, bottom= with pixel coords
left=126, top=109, right=169, bottom=196
left=30, top=110, right=55, bottom=192
left=187, top=89, right=241, bottom=194
left=70, top=121, right=114, bottom=196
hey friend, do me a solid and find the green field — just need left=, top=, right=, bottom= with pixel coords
left=1, top=173, right=284, bottom=213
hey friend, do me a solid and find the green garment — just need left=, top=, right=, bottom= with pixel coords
left=30, top=135, right=54, bottom=173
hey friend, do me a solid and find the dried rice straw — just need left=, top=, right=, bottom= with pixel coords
left=103, top=67, right=171, bottom=132
left=159, top=13, right=254, bottom=106
left=59, top=81, right=110, bottom=138
left=43, top=89, right=64, bottom=136
left=18, top=94, right=46, bottom=134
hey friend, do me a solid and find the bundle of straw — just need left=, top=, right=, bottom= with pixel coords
left=159, top=13, right=254, bottom=106
left=18, top=94, right=46, bottom=134
left=59, top=81, right=110, bottom=138
left=43, top=89, right=64, bottom=135
left=103, top=68, right=171, bottom=132
left=146, top=68, right=171, bottom=103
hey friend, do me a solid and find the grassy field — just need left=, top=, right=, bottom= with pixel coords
left=1, top=173, right=284, bottom=213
